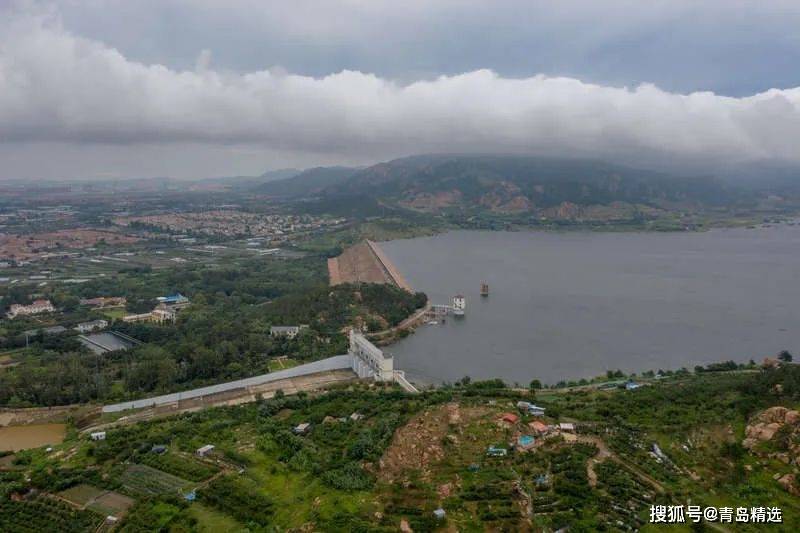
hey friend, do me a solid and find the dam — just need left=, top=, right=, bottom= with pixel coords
left=328, top=240, right=412, bottom=290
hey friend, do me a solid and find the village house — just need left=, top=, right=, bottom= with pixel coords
left=123, top=296, right=188, bottom=324
left=123, top=312, right=153, bottom=323
left=196, top=444, right=215, bottom=457
left=6, top=299, right=55, bottom=319
left=558, top=422, right=576, bottom=433
left=517, top=401, right=546, bottom=416
left=528, top=420, right=549, bottom=435
left=157, top=293, right=191, bottom=309
left=90, top=431, right=106, bottom=441
left=151, top=303, right=177, bottom=323
left=270, top=325, right=309, bottom=339
left=500, top=413, right=519, bottom=425
left=75, top=319, right=108, bottom=334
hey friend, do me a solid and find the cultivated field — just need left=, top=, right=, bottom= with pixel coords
left=120, top=464, right=193, bottom=496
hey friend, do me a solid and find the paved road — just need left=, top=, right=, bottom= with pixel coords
left=103, top=355, right=352, bottom=412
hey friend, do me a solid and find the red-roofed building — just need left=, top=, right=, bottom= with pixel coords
left=500, top=413, right=519, bottom=424
left=528, top=420, right=549, bottom=434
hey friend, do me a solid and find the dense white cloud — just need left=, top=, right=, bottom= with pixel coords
left=1, top=6, right=799, bottom=178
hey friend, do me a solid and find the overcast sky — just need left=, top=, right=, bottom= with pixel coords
left=1, top=0, right=799, bottom=180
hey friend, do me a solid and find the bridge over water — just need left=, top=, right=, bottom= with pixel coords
left=102, top=331, right=417, bottom=413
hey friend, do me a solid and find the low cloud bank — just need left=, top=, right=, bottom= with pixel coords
left=1, top=11, right=799, bottom=169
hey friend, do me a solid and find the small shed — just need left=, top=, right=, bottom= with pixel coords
left=558, top=423, right=575, bottom=433
left=433, top=508, right=446, bottom=520
left=293, top=422, right=311, bottom=435
left=90, top=431, right=106, bottom=441
left=151, top=445, right=168, bottom=454
left=349, top=412, right=365, bottom=421
left=528, top=405, right=546, bottom=417
left=487, top=446, right=508, bottom=457
left=196, top=444, right=215, bottom=457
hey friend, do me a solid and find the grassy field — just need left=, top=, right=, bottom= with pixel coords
left=136, top=451, right=218, bottom=482
left=242, top=448, right=372, bottom=527
left=267, top=356, right=299, bottom=372
left=86, top=491, right=134, bottom=517
left=58, top=483, right=105, bottom=507
left=100, top=308, right=127, bottom=320
left=188, top=503, right=247, bottom=532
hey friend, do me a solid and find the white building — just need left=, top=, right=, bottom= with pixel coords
left=452, top=294, right=465, bottom=316
left=349, top=330, right=394, bottom=381
left=6, top=299, right=55, bottom=319
left=293, top=422, right=311, bottom=435
left=151, top=304, right=177, bottom=324
left=75, top=319, right=109, bottom=334
left=196, top=444, right=215, bottom=457
left=90, top=431, right=107, bottom=441
left=270, top=325, right=309, bottom=339
left=123, top=312, right=153, bottom=323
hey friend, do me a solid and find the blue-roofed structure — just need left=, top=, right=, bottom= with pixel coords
left=158, top=293, right=189, bottom=305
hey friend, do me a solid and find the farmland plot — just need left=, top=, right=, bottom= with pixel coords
left=121, top=464, right=193, bottom=496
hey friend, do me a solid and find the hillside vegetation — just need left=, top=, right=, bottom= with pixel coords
left=255, top=154, right=786, bottom=229
left=4, top=365, right=800, bottom=531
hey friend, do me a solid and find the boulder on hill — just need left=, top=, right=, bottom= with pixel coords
left=743, top=406, right=800, bottom=495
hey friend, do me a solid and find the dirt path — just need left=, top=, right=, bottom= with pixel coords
left=368, top=301, right=431, bottom=341
left=576, top=435, right=665, bottom=494
left=577, top=435, right=613, bottom=488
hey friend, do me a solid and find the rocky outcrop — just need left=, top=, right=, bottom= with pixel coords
left=778, top=474, right=800, bottom=496
left=743, top=406, right=800, bottom=495
left=742, top=406, right=799, bottom=450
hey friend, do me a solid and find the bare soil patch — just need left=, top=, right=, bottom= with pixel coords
left=378, top=403, right=491, bottom=484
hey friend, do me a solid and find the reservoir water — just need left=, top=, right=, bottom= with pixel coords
left=381, top=226, right=800, bottom=384
left=0, top=423, right=66, bottom=452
